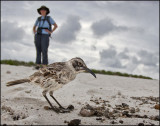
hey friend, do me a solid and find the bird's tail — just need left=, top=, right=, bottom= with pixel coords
left=6, top=79, right=30, bottom=87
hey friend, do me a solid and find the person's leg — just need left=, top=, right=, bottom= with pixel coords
left=41, top=34, right=49, bottom=65
left=34, top=34, right=42, bottom=65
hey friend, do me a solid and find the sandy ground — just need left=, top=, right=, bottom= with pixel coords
left=1, top=64, right=159, bottom=125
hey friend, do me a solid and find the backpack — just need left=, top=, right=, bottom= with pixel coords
left=38, top=16, right=52, bottom=35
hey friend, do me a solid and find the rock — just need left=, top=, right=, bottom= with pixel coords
left=154, top=115, right=160, bottom=121
left=104, top=109, right=110, bottom=118
left=96, top=101, right=100, bottom=104
left=115, top=105, right=122, bottom=108
left=149, top=115, right=160, bottom=121
left=143, top=115, right=148, bottom=118
left=154, top=104, right=160, bottom=110
left=25, top=90, right=31, bottom=93
left=117, top=91, right=121, bottom=95
left=122, top=103, right=129, bottom=108
left=64, top=120, right=69, bottom=123
left=96, top=117, right=102, bottom=120
left=85, top=104, right=94, bottom=110
left=130, top=107, right=135, bottom=113
left=143, top=100, right=148, bottom=104
left=79, top=108, right=95, bottom=117
left=67, top=105, right=74, bottom=110
left=122, top=111, right=129, bottom=116
left=44, top=106, right=50, bottom=110
left=107, top=104, right=111, bottom=107
left=6, top=71, right=11, bottom=74
left=68, top=119, right=81, bottom=126
left=94, top=110, right=104, bottom=117
left=12, top=115, right=20, bottom=121
left=110, top=121, right=117, bottom=124
left=77, top=102, right=81, bottom=105
left=136, top=108, right=140, bottom=112
left=119, top=120, right=123, bottom=124
left=138, top=123, right=144, bottom=126
left=113, top=109, right=119, bottom=113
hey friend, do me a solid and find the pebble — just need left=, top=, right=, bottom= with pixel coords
left=110, top=120, right=117, bottom=124
left=122, top=111, right=129, bottom=116
left=136, top=108, right=140, bottom=112
left=130, top=107, right=135, bottom=113
left=6, top=71, right=11, bottom=74
left=138, top=123, right=144, bottom=126
left=25, top=90, right=31, bottom=93
left=96, top=117, right=102, bottom=120
left=68, top=119, right=81, bottom=126
left=67, top=105, right=74, bottom=110
left=79, top=108, right=95, bottom=117
left=44, top=106, right=50, bottom=110
left=119, top=120, right=123, bottom=124
left=107, top=104, right=111, bottom=107
left=104, top=109, right=110, bottom=118
left=122, top=103, right=129, bottom=108
left=64, top=120, right=69, bottom=123
left=154, top=104, right=160, bottom=110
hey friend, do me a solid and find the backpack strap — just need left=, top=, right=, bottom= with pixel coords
left=37, top=16, right=41, bottom=27
left=46, top=16, right=52, bottom=31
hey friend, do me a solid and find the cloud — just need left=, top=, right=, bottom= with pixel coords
left=99, top=46, right=126, bottom=68
left=1, top=20, right=26, bottom=42
left=54, top=15, right=81, bottom=43
left=91, top=17, right=128, bottom=37
left=117, top=48, right=129, bottom=59
left=138, top=50, right=159, bottom=67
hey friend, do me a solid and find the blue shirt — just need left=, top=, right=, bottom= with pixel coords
left=34, top=16, right=55, bottom=34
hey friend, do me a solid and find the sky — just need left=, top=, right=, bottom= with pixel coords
left=1, top=1, right=159, bottom=79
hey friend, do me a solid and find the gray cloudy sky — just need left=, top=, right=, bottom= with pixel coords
left=1, top=1, right=159, bottom=79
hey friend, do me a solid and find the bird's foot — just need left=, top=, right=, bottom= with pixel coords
left=59, top=105, right=74, bottom=113
left=44, top=106, right=60, bottom=113
left=51, top=106, right=60, bottom=113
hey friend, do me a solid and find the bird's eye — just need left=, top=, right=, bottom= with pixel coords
left=78, top=62, right=82, bottom=66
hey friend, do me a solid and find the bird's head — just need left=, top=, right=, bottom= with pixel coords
left=69, top=57, right=96, bottom=78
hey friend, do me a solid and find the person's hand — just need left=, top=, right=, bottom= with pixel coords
left=33, top=30, right=37, bottom=34
left=45, top=29, right=52, bottom=34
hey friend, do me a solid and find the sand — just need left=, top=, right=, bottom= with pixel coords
left=1, top=64, right=159, bottom=125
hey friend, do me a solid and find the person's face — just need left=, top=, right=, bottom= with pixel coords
left=40, top=9, right=47, bottom=16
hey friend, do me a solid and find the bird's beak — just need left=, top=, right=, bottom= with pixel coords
left=83, top=67, right=96, bottom=78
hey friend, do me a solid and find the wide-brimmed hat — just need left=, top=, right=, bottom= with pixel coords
left=37, top=5, right=50, bottom=15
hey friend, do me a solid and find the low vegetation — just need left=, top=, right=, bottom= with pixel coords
left=91, top=69, right=152, bottom=80
left=1, top=59, right=152, bottom=80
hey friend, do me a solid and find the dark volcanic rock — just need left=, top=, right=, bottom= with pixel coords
left=122, top=103, right=129, bottom=108
left=119, top=120, right=123, bottom=124
left=67, top=105, right=74, bottom=110
left=68, top=119, right=81, bottom=126
left=138, top=123, right=144, bottom=126
left=130, top=107, right=135, bottom=113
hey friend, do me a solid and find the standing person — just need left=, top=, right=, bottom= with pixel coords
left=33, top=5, right=58, bottom=69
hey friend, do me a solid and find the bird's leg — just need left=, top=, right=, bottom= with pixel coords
left=42, top=91, right=59, bottom=113
left=49, top=91, right=71, bottom=113
left=49, top=91, right=64, bottom=109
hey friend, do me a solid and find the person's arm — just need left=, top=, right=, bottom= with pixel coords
left=33, top=18, right=38, bottom=34
left=51, top=23, right=58, bottom=33
left=45, top=23, right=58, bottom=34
left=33, top=26, right=37, bottom=34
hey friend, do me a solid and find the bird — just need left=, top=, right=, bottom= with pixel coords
left=6, top=57, right=96, bottom=113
